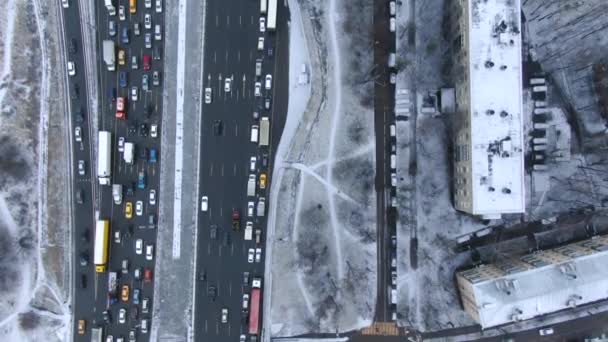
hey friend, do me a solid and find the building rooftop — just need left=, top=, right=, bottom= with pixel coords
left=467, top=0, right=525, bottom=217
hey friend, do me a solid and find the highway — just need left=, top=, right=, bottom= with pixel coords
left=194, top=0, right=289, bottom=341
left=65, top=1, right=166, bottom=341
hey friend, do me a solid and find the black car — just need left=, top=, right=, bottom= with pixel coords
left=267, top=47, right=273, bottom=58
left=130, top=307, right=139, bottom=320
left=102, top=310, right=111, bottom=324
left=210, top=225, right=217, bottom=240
left=80, top=274, right=87, bottom=289
left=261, top=154, right=269, bottom=168
left=139, top=123, right=148, bottom=137
left=129, top=123, right=137, bottom=135
left=71, top=84, right=80, bottom=100
left=79, top=252, right=89, bottom=266
left=81, top=229, right=89, bottom=243
left=264, top=97, right=271, bottom=110
left=207, top=285, right=217, bottom=301
left=69, top=38, right=77, bottom=54
left=243, top=272, right=249, bottom=286
left=140, top=147, right=148, bottom=160
left=126, top=182, right=135, bottom=196
left=212, top=120, right=223, bottom=136
left=75, top=188, right=84, bottom=204
left=223, top=231, right=231, bottom=246
left=199, top=268, right=207, bottom=281
left=153, top=46, right=162, bottom=60
left=108, top=87, right=116, bottom=102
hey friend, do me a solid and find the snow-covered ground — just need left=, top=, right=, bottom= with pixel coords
left=265, top=0, right=376, bottom=338
left=0, top=0, right=71, bottom=340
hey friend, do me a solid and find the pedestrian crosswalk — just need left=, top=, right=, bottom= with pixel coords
left=361, top=322, right=400, bottom=336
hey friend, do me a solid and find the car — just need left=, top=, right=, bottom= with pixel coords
left=391, top=173, right=397, bottom=186
left=78, top=160, right=85, bottom=176
left=154, top=24, right=162, bottom=40
left=254, top=82, right=261, bottom=97
left=221, top=308, right=228, bottom=323
left=142, top=298, right=150, bottom=313
left=242, top=294, right=250, bottom=311
left=144, top=268, right=152, bottom=282
left=152, top=71, right=160, bottom=86
left=204, top=87, right=212, bottom=104
left=145, top=33, right=152, bottom=48
left=119, top=71, right=127, bottom=88
left=150, top=124, right=158, bottom=138
left=240, top=335, right=246, bottom=342
left=106, top=336, right=114, bottom=342
left=154, top=46, right=162, bottom=60
left=264, top=97, right=271, bottom=109
left=201, top=196, right=208, bottom=211
left=144, top=14, right=152, bottom=29
left=118, top=308, right=127, bottom=324
left=75, top=188, right=84, bottom=204
left=389, top=1, right=396, bottom=15
left=255, top=248, right=262, bottom=263
left=247, top=201, right=254, bottom=217
left=80, top=273, right=87, bottom=288
left=140, top=123, right=148, bottom=137
left=255, top=59, right=262, bottom=76
left=145, top=0, right=152, bottom=8
left=259, top=173, right=267, bottom=189
left=155, top=0, right=162, bottom=12
left=122, top=259, right=129, bottom=274
left=389, top=17, right=396, bottom=33
left=102, top=309, right=111, bottom=324
left=143, top=54, right=151, bottom=70
left=138, top=171, right=146, bottom=189
left=77, top=319, right=85, bottom=335
left=109, top=20, right=116, bottom=37
left=81, top=229, right=90, bottom=243
left=134, top=22, right=140, bottom=36
left=71, top=83, right=79, bottom=100
left=149, top=148, right=157, bottom=163
left=257, top=37, right=264, bottom=51
left=148, top=213, right=156, bottom=229
left=253, top=111, right=259, bottom=120
left=62, top=0, right=69, bottom=8
left=79, top=252, right=88, bottom=266
left=114, top=230, right=121, bottom=243
left=210, top=225, right=217, bottom=240
left=141, top=318, right=149, bottom=333
left=131, top=55, right=138, bottom=69
left=247, top=248, right=254, bottom=263
left=121, top=285, right=130, bottom=302
left=243, top=272, right=250, bottom=285
left=131, top=86, right=138, bottom=101
left=116, top=97, right=126, bottom=119
left=249, top=157, right=257, bottom=172
left=69, top=38, right=77, bottom=54
left=67, top=61, right=76, bottom=76
left=267, top=46, right=274, bottom=58
left=134, top=267, right=142, bottom=280
left=259, top=17, right=266, bottom=32
left=149, top=190, right=156, bottom=205
left=135, top=200, right=143, bottom=216
left=265, top=74, right=272, bottom=90
left=118, top=137, right=125, bottom=152
left=207, top=285, right=217, bottom=301
left=142, top=74, right=149, bottom=91
left=129, top=329, right=136, bottom=342
left=262, top=153, right=269, bottom=168
left=133, top=288, right=140, bottom=305
left=213, top=120, right=222, bottom=136
left=224, top=77, right=232, bottom=92
left=130, top=306, right=139, bottom=320
left=121, top=27, right=130, bottom=44
left=108, top=87, right=117, bottom=102
left=146, top=244, right=154, bottom=261
left=390, top=72, right=396, bottom=84
left=135, top=238, right=143, bottom=255
left=539, top=328, right=554, bottom=336
left=119, top=5, right=126, bottom=20
left=125, top=201, right=133, bottom=219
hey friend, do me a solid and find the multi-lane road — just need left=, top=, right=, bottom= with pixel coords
left=194, top=0, right=288, bottom=341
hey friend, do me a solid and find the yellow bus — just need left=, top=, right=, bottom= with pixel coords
left=94, top=220, right=110, bottom=273
left=130, top=0, right=137, bottom=14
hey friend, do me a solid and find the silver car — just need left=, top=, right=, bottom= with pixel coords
left=142, top=74, right=149, bottom=91
left=145, top=33, right=152, bottom=48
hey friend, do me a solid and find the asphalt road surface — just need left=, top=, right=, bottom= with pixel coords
left=69, top=1, right=166, bottom=341
left=194, top=0, right=289, bottom=341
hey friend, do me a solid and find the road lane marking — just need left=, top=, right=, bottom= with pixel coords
left=221, top=163, right=224, bottom=177
left=233, top=163, right=237, bottom=176
left=210, top=162, right=214, bottom=176
left=234, top=122, right=238, bottom=137
left=215, top=15, right=219, bottom=27
left=239, top=15, right=242, bottom=26
left=226, top=15, right=230, bottom=27
left=213, top=51, right=216, bottom=63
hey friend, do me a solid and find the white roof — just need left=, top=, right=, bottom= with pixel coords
left=467, top=246, right=608, bottom=328
left=467, top=0, right=525, bottom=216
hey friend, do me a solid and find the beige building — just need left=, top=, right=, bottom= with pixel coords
left=449, top=0, right=525, bottom=219
left=456, top=235, right=608, bottom=329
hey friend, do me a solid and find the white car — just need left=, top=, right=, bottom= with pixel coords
left=149, top=190, right=156, bottom=205
left=221, top=308, right=228, bottom=323
left=201, top=196, right=208, bottom=212
left=134, top=22, right=141, bottom=36
left=204, top=87, right=212, bottom=104
left=145, top=0, right=152, bottom=8
left=265, top=74, right=272, bottom=90
left=78, top=160, right=85, bottom=176
left=257, top=37, right=264, bottom=51
left=247, top=248, right=254, bottom=263
left=118, top=137, right=125, bottom=152
left=154, top=24, right=162, bottom=40
left=259, top=17, right=266, bottom=32
left=144, top=14, right=152, bottom=29
left=150, top=124, right=158, bottom=138
left=240, top=335, right=246, bottom=342
left=242, top=294, right=249, bottom=310
left=118, top=308, right=127, bottom=324
left=67, top=61, right=76, bottom=76
left=254, top=82, right=261, bottom=97
left=539, top=328, right=554, bottom=336
left=131, top=86, right=138, bottom=101
left=114, top=231, right=121, bottom=244
left=224, top=77, right=232, bottom=92
left=155, top=0, right=163, bottom=13
left=247, top=201, right=254, bottom=217
left=135, top=239, right=143, bottom=255
left=249, top=157, right=257, bottom=172
left=136, top=200, right=143, bottom=216
left=389, top=17, right=396, bottom=32
left=74, top=126, right=82, bottom=142
left=389, top=1, right=396, bottom=15
left=131, top=55, right=138, bottom=69
left=146, top=244, right=154, bottom=261
left=118, top=5, right=126, bottom=21
left=391, top=173, right=397, bottom=187
left=62, top=0, right=69, bottom=8
left=255, top=248, right=262, bottom=263
left=145, top=33, right=152, bottom=48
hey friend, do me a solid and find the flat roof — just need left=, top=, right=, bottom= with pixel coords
left=467, top=0, right=525, bottom=216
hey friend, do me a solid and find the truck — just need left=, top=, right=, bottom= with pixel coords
left=267, top=0, right=277, bottom=31
left=244, top=222, right=253, bottom=241
left=257, top=197, right=266, bottom=217
left=105, top=0, right=116, bottom=15
left=249, top=278, right=262, bottom=335
left=98, top=131, right=112, bottom=185
left=260, top=0, right=267, bottom=14
left=112, top=184, right=123, bottom=205
left=123, top=142, right=134, bottom=164
left=259, top=117, right=270, bottom=146
left=94, top=220, right=110, bottom=273
left=247, top=174, right=256, bottom=197
left=232, top=208, right=241, bottom=231
left=91, top=327, right=104, bottom=342
left=103, top=40, right=115, bottom=71
left=107, top=271, right=118, bottom=305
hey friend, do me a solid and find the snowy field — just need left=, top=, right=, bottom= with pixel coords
left=265, top=0, right=376, bottom=337
left=0, top=0, right=71, bottom=341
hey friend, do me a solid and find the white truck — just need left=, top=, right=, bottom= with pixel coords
left=97, top=131, right=112, bottom=185
left=247, top=174, right=256, bottom=197
left=267, top=0, right=277, bottom=31
left=103, top=40, right=115, bottom=71
left=112, top=184, right=122, bottom=205
left=105, top=0, right=116, bottom=15
left=259, top=117, right=270, bottom=146
left=257, top=197, right=266, bottom=217
left=123, top=142, right=134, bottom=164
left=244, top=222, right=253, bottom=241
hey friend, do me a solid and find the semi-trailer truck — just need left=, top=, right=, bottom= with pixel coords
left=103, top=40, right=115, bottom=71
left=98, top=131, right=112, bottom=185
left=248, top=278, right=262, bottom=335
left=94, top=220, right=110, bottom=273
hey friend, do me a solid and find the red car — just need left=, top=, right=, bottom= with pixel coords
left=116, top=97, right=126, bottom=120
left=144, top=268, right=153, bottom=283
left=143, top=54, right=151, bottom=71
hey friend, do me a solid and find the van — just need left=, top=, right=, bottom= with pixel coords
left=390, top=154, right=396, bottom=170
left=256, top=197, right=265, bottom=217
left=250, top=125, right=259, bottom=143
left=154, top=24, right=162, bottom=41
left=247, top=174, right=256, bottom=197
